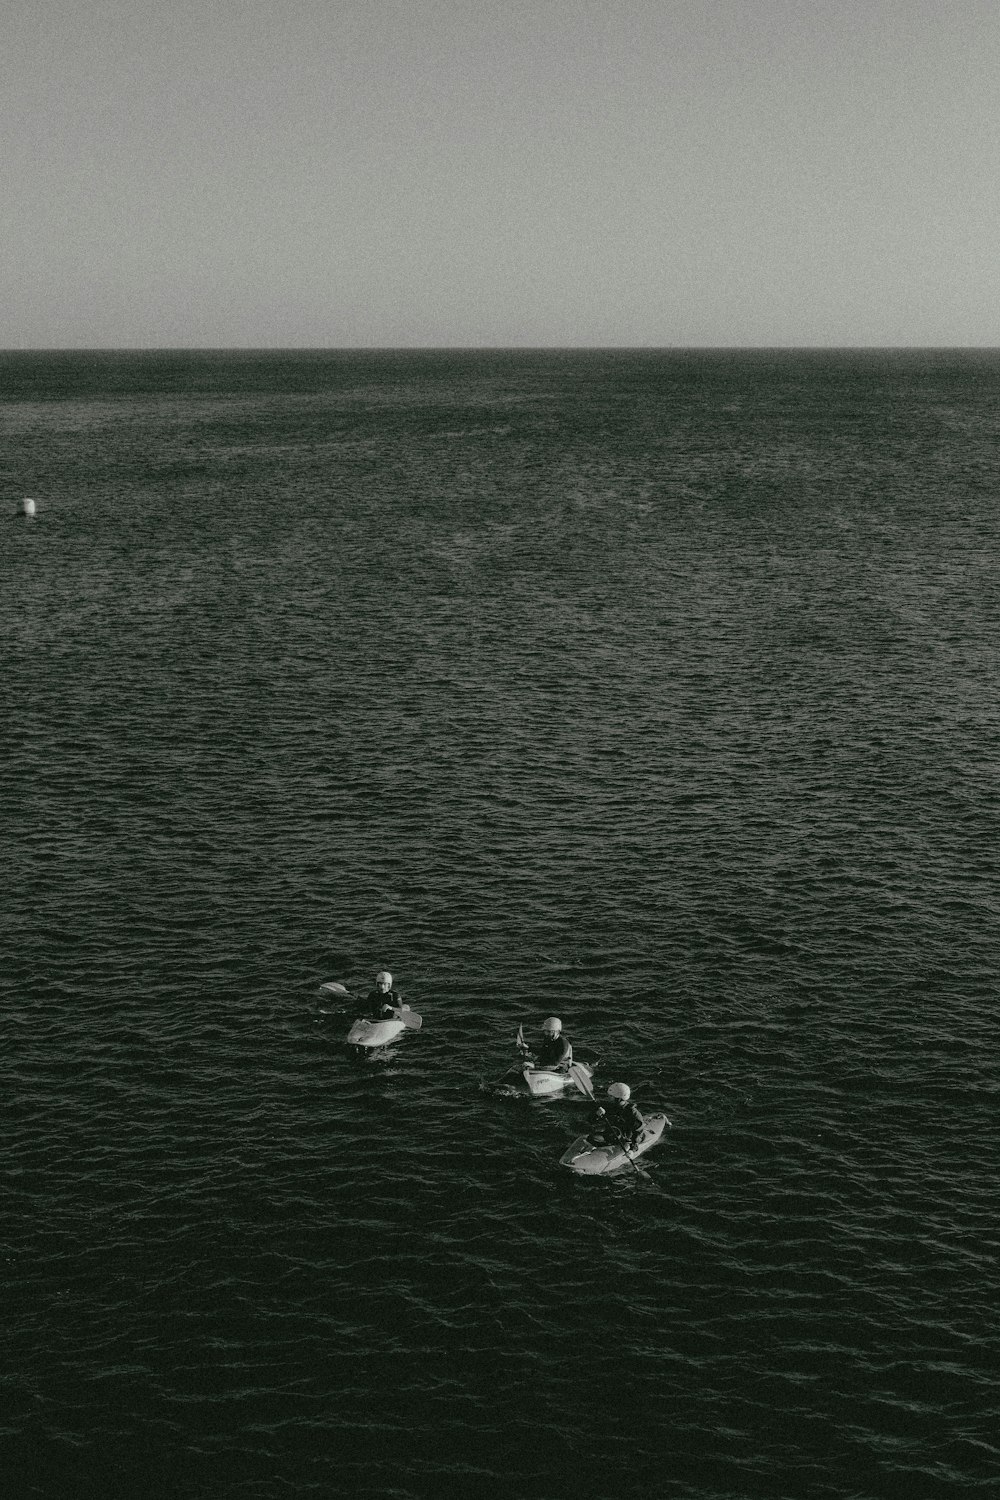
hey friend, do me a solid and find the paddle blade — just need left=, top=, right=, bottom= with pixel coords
left=395, top=1008, right=422, bottom=1031
left=516, top=1024, right=525, bottom=1050
left=569, top=1062, right=595, bottom=1100
left=319, top=981, right=351, bottom=997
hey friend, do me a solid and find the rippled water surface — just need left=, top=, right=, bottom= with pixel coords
left=3, top=350, right=999, bottom=1498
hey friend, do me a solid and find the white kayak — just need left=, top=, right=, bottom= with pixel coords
left=345, top=1006, right=421, bottom=1049
left=521, top=1061, right=593, bottom=1097
left=560, top=1113, right=671, bottom=1175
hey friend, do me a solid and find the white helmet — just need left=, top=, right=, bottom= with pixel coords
left=607, top=1082, right=631, bottom=1102
left=375, top=970, right=392, bottom=988
left=542, top=1017, right=562, bottom=1035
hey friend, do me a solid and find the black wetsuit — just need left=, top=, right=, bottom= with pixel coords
left=366, top=988, right=399, bottom=1019
left=535, top=1034, right=572, bottom=1069
left=599, top=1098, right=645, bottom=1150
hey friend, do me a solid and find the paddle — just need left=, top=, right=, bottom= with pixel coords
left=393, top=1007, right=422, bottom=1030
left=568, top=1061, right=596, bottom=1099
left=317, top=980, right=352, bottom=1011
left=493, top=1024, right=531, bottom=1084
left=317, top=981, right=421, bottom=1029
left=569, top=1061, right=595, bottom=1100
left=515, top=1022, right=535, bottom=1079
left=316, top=980, right=353, bottom=1015
left=562, top=1062, right=598, bottom=1162
left=606, top=1125, right=651, bottom=1180
left=569, top=1065, right=650, bottom=1180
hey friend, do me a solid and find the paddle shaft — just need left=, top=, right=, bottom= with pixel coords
left=617, top=1137, right=650, bottom=1180
left=319, top=981, right=419, bottom=1029
left=494, top=1026, right=529, bottom=1084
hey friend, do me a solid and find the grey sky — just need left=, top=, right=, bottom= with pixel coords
left=3, top=0, right=998, bottom=347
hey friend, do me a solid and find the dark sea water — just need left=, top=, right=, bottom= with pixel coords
left=3, top=349, right=999, bottom=1499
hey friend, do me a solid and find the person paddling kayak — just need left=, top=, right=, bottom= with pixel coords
left=526, top=1017, right=573, bottom=1071
left=365, top=970, right=400, bottom=1019
left=591, top=1082, right=644, bottom=1151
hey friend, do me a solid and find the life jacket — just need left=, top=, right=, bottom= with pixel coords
left=367, top=987, right=399, bottom=1017
left=536, top=1035, right=572, bottom=1068
left=605, top=1099, right=644, bottom=1140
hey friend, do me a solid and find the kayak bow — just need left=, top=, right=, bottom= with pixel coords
left=345, top=1006, right=420, bottom=1049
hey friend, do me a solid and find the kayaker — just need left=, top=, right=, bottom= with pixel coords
left=593, top=1082, right=645, bottom=1151
left=365, top=970, right=399, bottom=1019
left=530, top=1017, right=573, bottom=1070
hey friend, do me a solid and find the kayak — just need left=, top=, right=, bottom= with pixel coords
left=494, top=1055, right=596, bottom=1097
left=560, top=1113, right=671, bottom=1175
left=522, top=1061, right=593, bottom=1098
left=346, top=1006, right=419, bottom=1049
left=346, top=1017, right=406, bottom=1048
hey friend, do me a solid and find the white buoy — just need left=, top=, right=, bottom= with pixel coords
left=22, top=497, right=36, bottom=517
